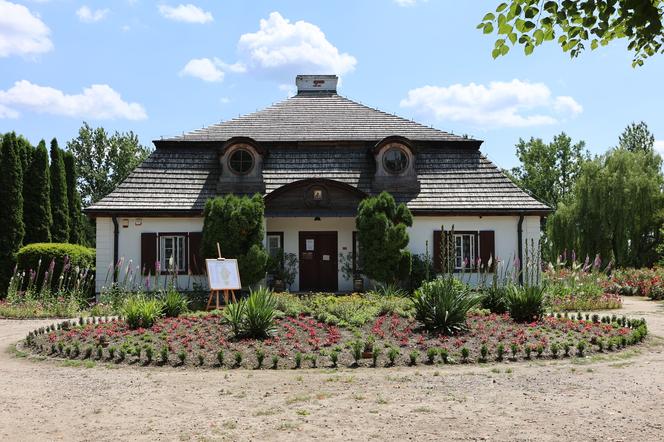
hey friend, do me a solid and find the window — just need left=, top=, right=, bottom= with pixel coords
left=159, top=235, right=186, bottom=273
left=383, top=147, right=408, bottom=174
left=454, top=234, right=475, bottom=270
left=228, top=148, right=254, bottom=174
left=352, top=231, right=361, bottom=274
left=266, top=232, right=283, bottom=258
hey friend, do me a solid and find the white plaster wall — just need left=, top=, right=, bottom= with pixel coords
left=409, top=215, right=541, bottom=284
left=95, top=215, right=542, bottom=293
left=95, top=217, right=205, bottom=293
left=95, top=217, right=114, bottom=293
left=266, top=217, right=356, bottom=292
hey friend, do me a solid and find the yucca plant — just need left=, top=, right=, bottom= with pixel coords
left=161, top=288, right=189, bottom=318
left=223, top=298, right=246, bottom=338
left=243, top=287, right=277, bottom=338
left=123, top=294, right=163, bottom=329
left=412, top=277, right=481, bottom=334
left=504, top=284, right=545, bottom=323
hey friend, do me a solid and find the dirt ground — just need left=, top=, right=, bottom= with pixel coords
left=1, top=298, right=664, bottom=442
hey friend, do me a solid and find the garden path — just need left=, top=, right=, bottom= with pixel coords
left=1, top=297, right=663, bottom=441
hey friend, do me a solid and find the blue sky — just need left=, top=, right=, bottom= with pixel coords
left=1, top=0, right=663, bottom=170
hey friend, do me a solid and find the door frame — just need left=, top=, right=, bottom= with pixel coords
left=298, top=231, right=338, bottom=292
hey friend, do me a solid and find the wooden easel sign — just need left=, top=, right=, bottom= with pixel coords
left=205, top=258, right=241, bottom=310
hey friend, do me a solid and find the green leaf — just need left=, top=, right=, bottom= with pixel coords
left=482, top=12, right=496, bottom=21
left=496, top=3, right=508, bottom=13
left=524, top=44, right=534, bottom=55
left=534, top=29, right=544, bottom=45
left=509, top=32, right=517, bottom=44
left=483, top=23, right=495, bottom=34
left=492, top=47, right=501, bottom=59
left=500, top=44, right=510, bottom=56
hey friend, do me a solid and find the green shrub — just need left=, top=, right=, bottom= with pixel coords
left=160, top=288, right=189, bottom=318
left=412, top=277, right=481, bottom=334
left=356, top=191, right=413, bottom=285
left=387, top=347, right=399, bottom=366
left=15, top=243, right=95, bottom=292
left=273, top=292, right=308, bottom=317
left=409, top=350, right=419, bottom=366
left=350, top=340, right=363, bottom=365
left=505, top=284, right=545, bottom=322
left=201, top=194, right=269, bottom=287
left=123, top=295, right=162, bottom=330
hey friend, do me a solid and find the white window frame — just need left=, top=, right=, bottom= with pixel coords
left=159, top=235, right=186, bottom=273
left=266, top=233, right=282, bottom=258
left=454, top=233, right=476, bottom=270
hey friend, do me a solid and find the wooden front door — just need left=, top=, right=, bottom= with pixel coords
left=299, top=231, right=338, bottom=292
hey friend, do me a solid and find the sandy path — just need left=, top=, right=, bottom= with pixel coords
left=1, top=298, right=664, bottom=442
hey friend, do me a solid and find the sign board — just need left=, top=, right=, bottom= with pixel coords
left=206, top=259, right=242, bottom=290
left=306, top=239, right=315, bottom=251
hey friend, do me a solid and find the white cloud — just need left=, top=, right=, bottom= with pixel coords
left=158, top=4, right=213, bottom=23
left=655, top=140, right=664, bottom=154
left=179, top=57, right=246, bottom=82
left=0, top=80, right=147, bottom=120
left=180, top=58, right=224, bottom=82
left=400, top=79, right=583, bottom=128
left=76, top=6, right=109, bottom=23
left=238, top=12, right=356, bottom=81
left=0, top=0, right=53, bottom=58
left=553, top=95, right=583, bottom=116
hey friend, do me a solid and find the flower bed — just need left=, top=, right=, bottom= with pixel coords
left=604, top=268, right=664, bottom=300
left=543, top=266, right=622, bottom=311
left=24, top=310, right=647, bottom=369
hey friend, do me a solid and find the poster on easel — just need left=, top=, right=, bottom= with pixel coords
left=206, top=259, right=242, bottom=291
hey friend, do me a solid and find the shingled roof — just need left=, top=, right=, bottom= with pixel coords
left=85, top=146, right=550, bottom=215
left=156, top=93, right=477, bottom=145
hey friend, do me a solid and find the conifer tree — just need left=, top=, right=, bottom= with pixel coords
left=0, top=133, right=25, bottom=293
left=49, top=138, right=69, bottom=243
left=63, top=151, right=84, bottom=245
left=23, top=140, right=52, bottom=244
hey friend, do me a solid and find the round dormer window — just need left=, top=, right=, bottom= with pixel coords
left=383, top=147, right=409, bottom=174
left=228, top=148, right=254, bottom=175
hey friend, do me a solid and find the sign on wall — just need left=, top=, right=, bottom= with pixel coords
left=206, top=259, right=242, bottom=290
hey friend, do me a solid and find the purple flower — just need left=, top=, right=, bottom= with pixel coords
left=593, top=254, right=602, bottom=271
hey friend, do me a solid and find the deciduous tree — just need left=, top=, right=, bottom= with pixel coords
left=66, top=122, right=151, bottom=206
left=618, top=121, right=656, bottom=153
left=548, top=148, right=664, bottom=267
left=479, top=0, right=664, bottom=67
left=510, top=132, right=588, bottom=208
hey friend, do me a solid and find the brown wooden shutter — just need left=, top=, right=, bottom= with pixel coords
left=479, top=230, right=495, bottom=271
left=433, top=230, right=442, bottom=272
left=141, top=233, right=157, bottom=275
left=188, top=232, right=204, bottom=275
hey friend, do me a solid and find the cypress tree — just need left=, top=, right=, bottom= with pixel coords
left=0, top=133, right=25, bottom=292
left=63, top=151, right=84, bottom=245
left=49, top=138, right=69, bottom=243
left=23, top=140, right=52, bottom=244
